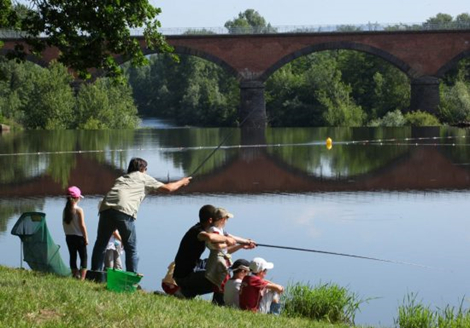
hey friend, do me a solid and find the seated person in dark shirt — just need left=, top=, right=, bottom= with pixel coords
left=172, top=204, right=255, bottom=303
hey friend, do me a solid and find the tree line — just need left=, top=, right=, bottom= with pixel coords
left=126, top=10, right=470, bottom=127
left=0, top=59, right=139, bottom=129
left=1, top=5, right=470, bottom=129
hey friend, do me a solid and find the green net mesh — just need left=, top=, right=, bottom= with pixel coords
left=11, top=212, right=71, bottom=277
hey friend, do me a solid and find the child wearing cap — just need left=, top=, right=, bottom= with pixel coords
left=239, top=257, right=284, bottom=314
left=104, top=230, right=123, bottom=270
left=223, top=258, right=250, bottom=308
left=62, top=186, right=88, bottom=280
left=204, top=207, right=256, bottom=304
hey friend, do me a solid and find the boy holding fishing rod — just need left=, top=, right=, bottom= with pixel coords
left=172, top=205, right=256, bottom=304
left=204, top=207, right=255, bottom=304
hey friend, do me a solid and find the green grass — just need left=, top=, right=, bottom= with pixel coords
left=282, top=282, right=364, bottom=325
left=395, top=294, right=470, bottom=328
left=0, top=266, right=352, bottom=328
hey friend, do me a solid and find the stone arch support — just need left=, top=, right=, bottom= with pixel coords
left=239, top=80, right=267, bottom=128
left=410, top=76, right=440, bottom=114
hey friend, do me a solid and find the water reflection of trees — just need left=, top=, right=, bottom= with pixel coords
left=0, top=130, right=136, bottom=187
left=0, top=199, right=45, bottom=235
left=155, top=128, right=241, bottom=176
left=2, top=127, right=470, bottom=189
left=265, top=127, right=412, bottom=177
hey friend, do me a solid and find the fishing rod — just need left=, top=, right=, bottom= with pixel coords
left=189, top=108, right=258, bottom=177
left=254, top=243, right=436, bottom=269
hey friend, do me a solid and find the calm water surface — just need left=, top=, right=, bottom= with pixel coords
left=1, top=124, right=470, bottom=326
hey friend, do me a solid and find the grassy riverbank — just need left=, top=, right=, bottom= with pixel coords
left=0, top=266, right=354, bottom=328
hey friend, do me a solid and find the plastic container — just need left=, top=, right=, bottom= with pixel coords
left=106, top=269, right=142, bottom=293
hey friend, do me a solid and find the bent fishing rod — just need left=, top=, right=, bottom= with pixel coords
left=249, top=242, right=437, bottom=270
left=189, top=108, right=258, bottom=177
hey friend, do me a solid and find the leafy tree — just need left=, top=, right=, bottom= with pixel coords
left=265, top=55, right=324, bottom=126
left=423, top=13, right=454, bottom=29
left=24, top=62, right=74, bottom=129
left=455, top=13, right=470, bottom=27
left=336, top=25, right=362, bottom=32
left=22, top=61, right=75, bottom=129
left=75, top=78, right=139, bottom=129
left=10, top=0, right=172, bottom=81
left=0, top=0, right=12, bottom=28
left=368, top=110, right=406, bottom=127
left=0, top=59, right=140, bottom=129
left=404, top=110, right=440, bottom=126
left=266, top=52, right=365, bottom=127
left=125, top=53, right=238, bottom=126
left=336, top=50, right=410, bottom=120
left=224, top=9, right=277, bottom=34
left=439, top=81, right=470, bottom=124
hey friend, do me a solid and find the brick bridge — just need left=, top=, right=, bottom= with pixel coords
left=2, top=30, right=470, bottom=126
left=0, top=141, right=468, bottom=198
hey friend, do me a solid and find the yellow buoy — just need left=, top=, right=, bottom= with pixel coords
left=326, top=137, right=333, bottom=150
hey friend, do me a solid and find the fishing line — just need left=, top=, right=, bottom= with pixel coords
left=189, top=107, right=258, bottom=177
left=254, top=243, right=438, bottom=270
left=1, top=135, right=469, bottom=157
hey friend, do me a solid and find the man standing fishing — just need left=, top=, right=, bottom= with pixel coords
left=91, top=157, right=191, bottom=273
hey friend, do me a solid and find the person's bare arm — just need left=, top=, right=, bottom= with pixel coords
left=265, top=281, right=284, bottom=294
left=197, top=231, right=237, bottom=246
left=158, top=177, right=192, bottom=193
left=226, top=234, right=256, bottom=253
left=112, top=230, right=121, bottom=242
left=77, top=208, right=88, bottom=245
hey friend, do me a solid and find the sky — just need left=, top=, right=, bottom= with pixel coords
left=150, top=0, right=470, bottom=29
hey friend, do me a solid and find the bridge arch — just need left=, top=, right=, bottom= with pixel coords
left=436, top=49, right=470, bottom=78
left=114, top=45, right=240, bottom=80
left=259, top=41, right=417, bottom=82
left=0, top=49, right=49, bottom=68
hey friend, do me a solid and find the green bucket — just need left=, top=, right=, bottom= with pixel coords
left=106, top=269, right=142, bottom=293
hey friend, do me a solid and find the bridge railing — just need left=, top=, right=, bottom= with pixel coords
left=155, top=22, right=470, bottom=36
left=2, top=22, right=470, bottom=39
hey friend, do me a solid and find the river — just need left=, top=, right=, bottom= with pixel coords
left=0, top=121, right=469, bottom=326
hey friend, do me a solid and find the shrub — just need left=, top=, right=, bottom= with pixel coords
left=282, top=282, right=362, bottom=324
left=438, top=81, right=470, bottom=124
left=368, top=109, right=406, bottom=127
left=396, top=294, right=470, bottom=328
left=404, top=110, right=441, bottom=126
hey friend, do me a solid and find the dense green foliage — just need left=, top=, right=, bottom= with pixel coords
left=126, top=54, right=239, bottom=126
left=282, top=282, right=363, bottom=324
left=368, top=110, right=441, bottom=127
left=224, top=9, right=277, bottom=34
left=0, top=59, right=139, bottom=129
left=2, top=8, right=470, bottom=128
left=0, top=266, right=351, bottom=328
left=125, top=10, right=469, bottom=128
left=396, top=294, right=470, bottom=328
left=1, top=0, right=172, bottom=80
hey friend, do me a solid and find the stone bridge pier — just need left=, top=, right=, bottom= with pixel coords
left=239, top=80, right=267, bottom=127
left=410, top=76, right=440, bottom=114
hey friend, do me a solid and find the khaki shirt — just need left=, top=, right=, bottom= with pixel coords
left=99, top=171, right=164, bottom=219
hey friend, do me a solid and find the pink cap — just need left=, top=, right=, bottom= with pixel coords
left=67, top=186, right=83, bottom=198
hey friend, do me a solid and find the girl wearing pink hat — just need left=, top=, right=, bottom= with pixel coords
left=63, top=186, right=88, bottom=280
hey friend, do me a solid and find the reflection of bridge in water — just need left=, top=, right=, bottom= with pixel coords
left=1, top=130, right=469, bottom=197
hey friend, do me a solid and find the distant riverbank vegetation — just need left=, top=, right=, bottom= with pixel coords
left=1, top=8, right=470, bottom=129
left=0, top=59, right=140, bottom=130
left=125, top=10, right=470, bottom=128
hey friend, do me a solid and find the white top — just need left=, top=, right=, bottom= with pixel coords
left=106, top=235, right=122, bottom=252
left=224, top=278, right=242, bottom=308
left=62, top=205, right=83, bottom=236
left=99, top=171, right=164, bottom=219
left=206, top=226, right=228, bottom=254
